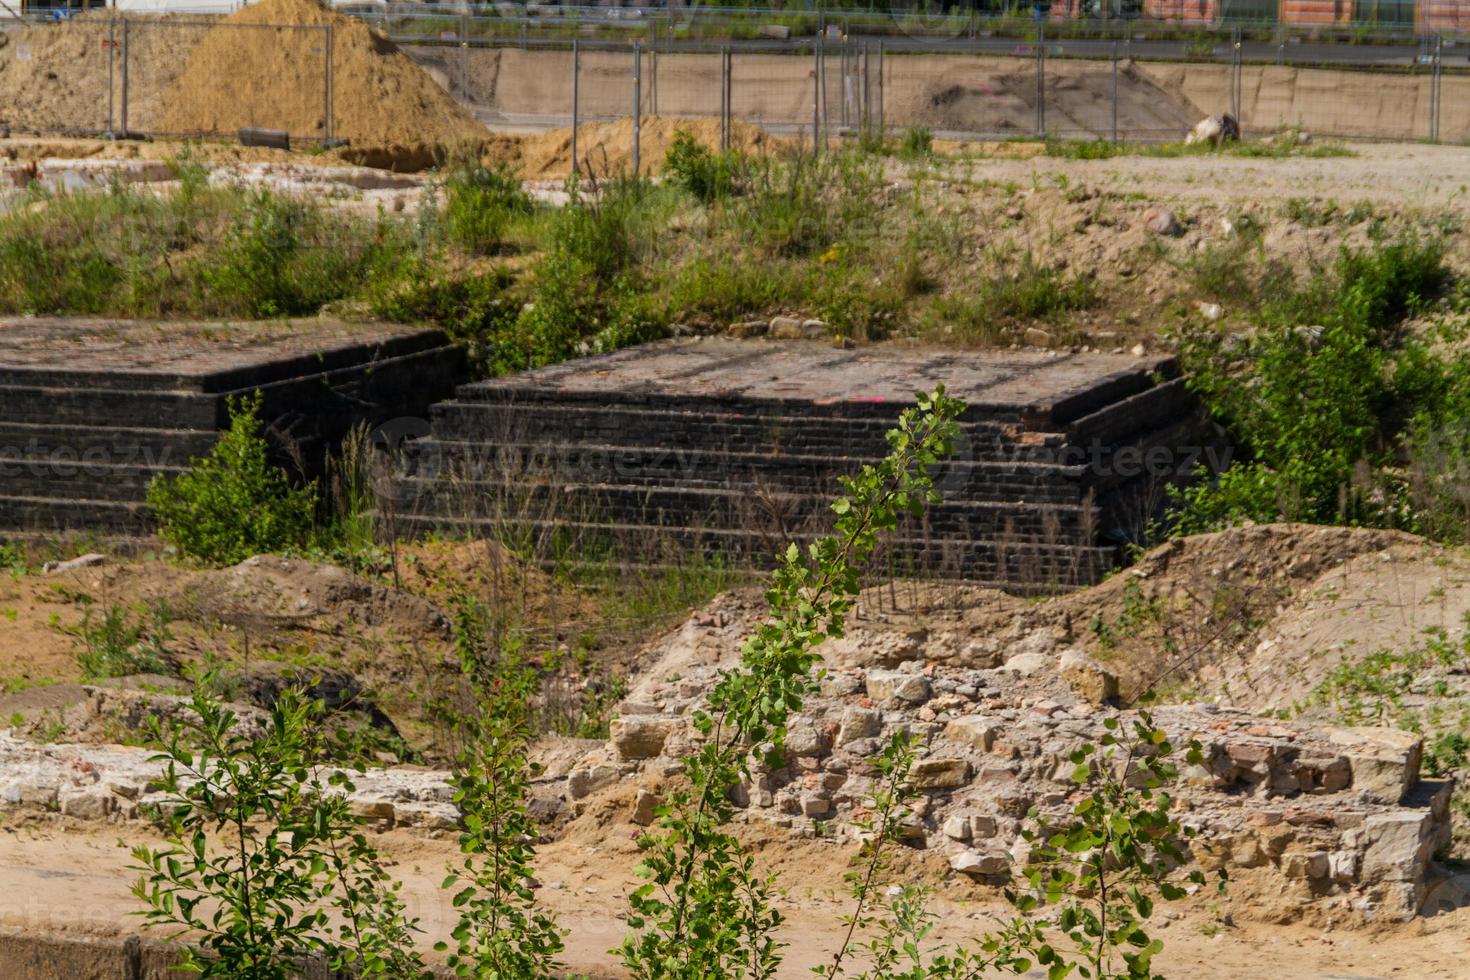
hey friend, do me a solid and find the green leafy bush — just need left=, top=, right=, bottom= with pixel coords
left=201, top=190, right=389, bottom=318
left=147, top=393, right=318, bottom=565
left=132, top=688, right=426, bottom=979
left=1174, top=235, right=1451, bottom=533
left=664, top=130, right=743, bottom=203
left=70, top=601, right=175, bottom=680
left=442, top=161, right=534, bottom=255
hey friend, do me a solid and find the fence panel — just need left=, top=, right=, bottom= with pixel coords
left=123, top=20, right=330, bottom=142
left=0, top=19, right=115, bottom=136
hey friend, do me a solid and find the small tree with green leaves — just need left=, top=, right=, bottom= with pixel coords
left=130, top=688, right=426, bottom=979
left=437, top=594, right=567, bottom=979
left=999, top=711, right=1224, bottom=980
left=147, top=391, right=317, bottom=565
left=620, top=387, right=965, bottom=980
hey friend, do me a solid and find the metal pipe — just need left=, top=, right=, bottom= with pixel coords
left=571, top=38, right=579, bottom=176
left=633, top=41, right=641, bottom=175
left=325, top=23, right=335, bottom=143
left=120, top=18, right=129, bottom=136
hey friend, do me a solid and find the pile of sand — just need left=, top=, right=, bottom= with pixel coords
left=0, top=17, right=151, bottom=133
left=493, top=115, right=791, bottom=180
left=157, top=0, right=487, bottom=149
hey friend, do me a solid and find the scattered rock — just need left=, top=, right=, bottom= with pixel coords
left=43, top=553, right=108, bottom=574
left=728, top=320, right=768, bottom=339
left=951, top=848, right=1010, bottom=878
left=1058, top=650, right=1119, bottom=705
left=944, top=716, right=999, bottom=752
left=610, top=716, right=678, bottom=761
left=909, top=758, right=972, bottom=790
left=865, top=670, right=932, bottom=705
left=836, top=706, right=882, bottom=746
left=769, top=315, right=803, bottom=340
left=1143, top=207, right=1183, bottom=236
left=1185, top=112, right=1240, bottom=147
left=631, top=788, right=661, bottom=826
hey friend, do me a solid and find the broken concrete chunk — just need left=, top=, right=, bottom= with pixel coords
left=1057, top=650, right=1119, bottom=705
left=611, top=716, right=678, bottom=761
left=1361, top=810, right=1435, bottom=884
left=865, top=670, right=932, bottom=705
left=836, top=706, right=882, bottom=746
left=944, top=715, right=999, bottom=752
left=566, top=764, right=620, bottom=800
left=631, top=789, right=661, bottom=826
left=1328, top=727, right=1422, bottom=804
left=951, top=848, right=1011, bottom=878
left=909, top=758, right=972, bottom=790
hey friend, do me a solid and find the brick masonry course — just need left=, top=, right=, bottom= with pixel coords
left=396, top=338, right=1213, bottom=592
left=0, top=318, right=463, bottom=534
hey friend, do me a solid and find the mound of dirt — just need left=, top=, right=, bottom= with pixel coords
left=156, top=0, right=487, bottom=148
left=495, top=115, right=791, bottom=180
left=903, top=59, right=1200, bottom=139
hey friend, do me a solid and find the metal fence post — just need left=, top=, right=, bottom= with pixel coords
left=720, top=46, right=730, bottom=152
left=1035, top=19, right=1045, bottom=138
left=1111, top=39, right=1118, bottom=145
left=1230, top=28, right=1241, bottom=123
left=877, top=42, right=884, bottom=142
left=633, top=41, right=641, bottom=176
left=863, top=42, right=871, bottom=140
left=1432, top=33, right=1443, bottom=143
left=120, top=18, right=129, bottom=136
left=813, top=40, right=821, bottom=153
left=650, top=41, right=658, bottom=117
left=325, top=23, right=335, bottom=143
left=571, top=39, right=579, bottom=176
left=107, top=18, right=115, bottom=137
left=460, top=13, right=470, bottom=102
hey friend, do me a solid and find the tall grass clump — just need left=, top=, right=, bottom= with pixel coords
left=441, top=159, right=534, bottom=255
left=499, top=175, right=668, bottom=372
left=0, top=180, right=405, bottom=319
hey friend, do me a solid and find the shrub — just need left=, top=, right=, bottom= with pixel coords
left=897, top=124, right=933, bottom=159
left=147, top=392, right=318, bottom=565
left=1174, top=235, right=1452, bottom=533
left=664, top=130, right=742, bottom=203
left=442, top=161, right=534, bottom=255
left=70, top=601, right=175, bottom=680
left=369, top=258, right=519, bottom=376
left=734, top=150, right=881, bottom=258
left=199, top=190, right=387, bottom=318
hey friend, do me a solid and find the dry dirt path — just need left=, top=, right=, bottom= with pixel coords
left=2, top=823, right=1466, bottom=979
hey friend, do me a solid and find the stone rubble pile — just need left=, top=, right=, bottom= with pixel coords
left=566, top=635, right=1454, bottom=921
left=0, top=733, right=459, bottom=831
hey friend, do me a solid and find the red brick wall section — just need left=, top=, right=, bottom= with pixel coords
left=1420, top=0, right=1470, bottom=31
left=1280, top=0, right=1353, bottom=25
left=1141, top=0, right=1222, bottom=23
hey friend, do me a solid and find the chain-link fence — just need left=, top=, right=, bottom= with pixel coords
left=0, top=10, right=1462, bottom=148
left=393, top=26, right=1461, bottom=159
left=0, top=17, right=332, bottom=142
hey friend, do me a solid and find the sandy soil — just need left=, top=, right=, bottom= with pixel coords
left=0, top=819, right=1466, bottom=979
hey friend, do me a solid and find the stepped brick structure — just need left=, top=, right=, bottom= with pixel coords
left=0, top=318, right=461, bottom=535
left=394, top=339, right=1209, bottom=592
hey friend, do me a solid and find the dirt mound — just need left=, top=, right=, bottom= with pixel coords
left=906, top=59, right=1200, bottom=139
left=156, top=0, right=487, bottom=148
left=497, top=115, right=791, bottom=180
